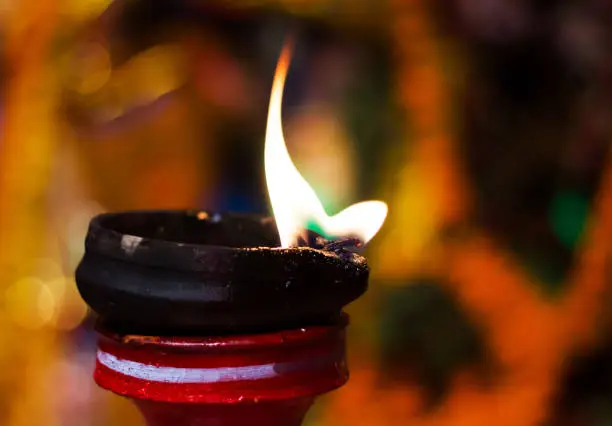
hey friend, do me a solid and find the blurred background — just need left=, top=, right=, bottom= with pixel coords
left=2, top=0, right=612, bottom=425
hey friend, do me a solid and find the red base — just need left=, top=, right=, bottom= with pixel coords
left=135, top=399, right=314, bottom=426
left=94, top=318, right=348, bottom=426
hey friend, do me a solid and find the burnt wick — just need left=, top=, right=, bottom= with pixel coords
left=291, top=230, right=363, bottom=252
left=324, top=237, right=364, bottom=252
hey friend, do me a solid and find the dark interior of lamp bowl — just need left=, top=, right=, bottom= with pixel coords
left=99, top=211, right=283, bottom=247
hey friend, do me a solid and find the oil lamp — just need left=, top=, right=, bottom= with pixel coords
left=75, top=41, right=387, bottom=426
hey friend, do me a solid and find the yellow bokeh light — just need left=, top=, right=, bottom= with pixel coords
left=5, top=277, right=56, bottom=330
left=65, top=43, right=112, bottom=95
left=118, top=44, right=185, bottom=109
left=63, top=0, right=113, bottom=21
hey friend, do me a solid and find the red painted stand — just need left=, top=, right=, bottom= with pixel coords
left=94, top=319, right=348, bottom=426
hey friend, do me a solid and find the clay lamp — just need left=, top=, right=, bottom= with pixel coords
left=75, top=41, right=387, bottom=426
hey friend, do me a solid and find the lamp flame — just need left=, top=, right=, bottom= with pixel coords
left=265, top=41, right=388, bottom=248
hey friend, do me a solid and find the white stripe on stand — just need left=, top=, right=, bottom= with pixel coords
left=97, top=350, right=279, bottom=384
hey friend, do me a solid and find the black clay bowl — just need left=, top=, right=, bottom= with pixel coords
left=75, top=210, right=369, bottom=335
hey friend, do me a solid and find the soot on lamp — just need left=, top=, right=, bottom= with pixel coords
left=75, top=210, right=369, bottom=335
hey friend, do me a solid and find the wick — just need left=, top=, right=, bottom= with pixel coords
left=294, top=231, right=364, bottom=252
left=323, top=237, right=363, bottom=252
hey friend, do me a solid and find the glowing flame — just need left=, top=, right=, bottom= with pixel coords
left=265, top=41, right=388, bottom=248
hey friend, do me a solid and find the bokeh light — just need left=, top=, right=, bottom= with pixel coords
left=6, top=277, right=56, bottom=330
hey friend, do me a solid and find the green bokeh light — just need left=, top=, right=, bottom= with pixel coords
left=550, top=190, right=589, bottom=250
